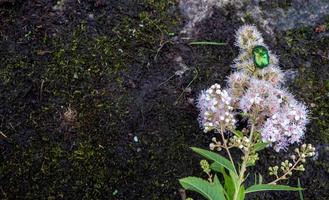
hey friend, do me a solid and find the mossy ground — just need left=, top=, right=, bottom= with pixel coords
left=1, top=1, right=329, bottom=200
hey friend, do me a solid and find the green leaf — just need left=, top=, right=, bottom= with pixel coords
left=223, top=169, right=235, bottom=200
left=245, top=184, right=303, bottom=194
left=210, top=163, right=239, bottom=200
left=298, top=178, right=304, bottom=200
left=179, top=175, right=226, bottom=200
left=229, top=171, right=240, bottom=195
left=192, top=147, right=237, bottom=174
left=232, top=130, right=243, bottom=138
left=252, top=142, right=269, bottom=152
left=210, top=162, right=224, bottom=173
left=237, top=185, right=245, bottom=200
left=189, top=41, right=227, bottom=46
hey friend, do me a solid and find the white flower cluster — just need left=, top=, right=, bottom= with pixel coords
left=197, top=84, right=235, bottom=133
left=197, top=25, right=309, bottom=151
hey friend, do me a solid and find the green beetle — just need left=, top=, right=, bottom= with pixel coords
left=252, top=45, right=270, bottom=69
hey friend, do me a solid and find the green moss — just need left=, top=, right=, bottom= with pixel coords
left=281, top=26, right=329, bottom=143
left=294, top=71, right=329, bottom=143
left=260, top=0, right=293, bottom=10
left=243, top=12, right=256, bottom=24
left=1, top=0, right=179, bottom=199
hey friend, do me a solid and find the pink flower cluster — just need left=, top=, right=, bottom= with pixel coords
left=237, top=78, right=290, bottom=118
left=197, top=25, right=309, bottom=151
left=262, top=100, right=308, bottom=151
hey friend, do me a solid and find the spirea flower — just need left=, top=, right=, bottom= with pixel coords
left=238, top=78, right=280, bottom=114
left=261, top=100, right=308, bottom=151
left=197, top=84, right=236, bottom=133
left=227, top=71, right=250, bottom=104
left=258, top=65, right=284, bottom=86
left=232, top=25, right=309, bottom=151
left=235, top=25, right=264, bottom=51
left=233, top=55, right=254, bottom=72
left=197, top=25, right=309, bottom=152
left=233, top=49, right=280, bottom=74
left=234, top=25, right=280, bottom=74
left=183, top=25, right=314, bottom=197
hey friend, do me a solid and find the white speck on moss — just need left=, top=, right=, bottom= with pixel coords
left=133, top=136, right=139, bottom=143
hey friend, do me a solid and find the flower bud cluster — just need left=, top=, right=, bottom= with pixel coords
left=229, top=136, right=251, bottom=151
left=197, top=84, right=236, bottom=133
left=200, top=159, right=211, bottom=174
left=200, top=159, right=213, bottom=182
left=293, top=143, right=316, bottom=163
left=247, top=153, right=259, bottom=166
left=268, top=144, right=316, bottom=180
left=209, top=137, right=223, bottom=151
left=268, top=166, right=279, bottom=176
left=280, top=160, right=293, bottom=175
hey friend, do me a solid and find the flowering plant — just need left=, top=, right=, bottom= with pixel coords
left=179, top=25, right=315, bottom=200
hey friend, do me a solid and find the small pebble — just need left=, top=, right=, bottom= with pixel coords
left=187, top=98, right=194, bottom=104
left=88, top=13, right=94, bottom=20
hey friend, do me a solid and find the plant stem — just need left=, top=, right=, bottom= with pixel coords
left=233, top=123, right=255, bottom=200
left=220, top=126, right=235, bottom=171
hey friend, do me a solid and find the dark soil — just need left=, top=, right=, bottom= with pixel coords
left=1, top=1, right=329, bottom=200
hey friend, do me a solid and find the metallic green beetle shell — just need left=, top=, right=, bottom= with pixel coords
left=252, top=45, right=270, bottom=69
